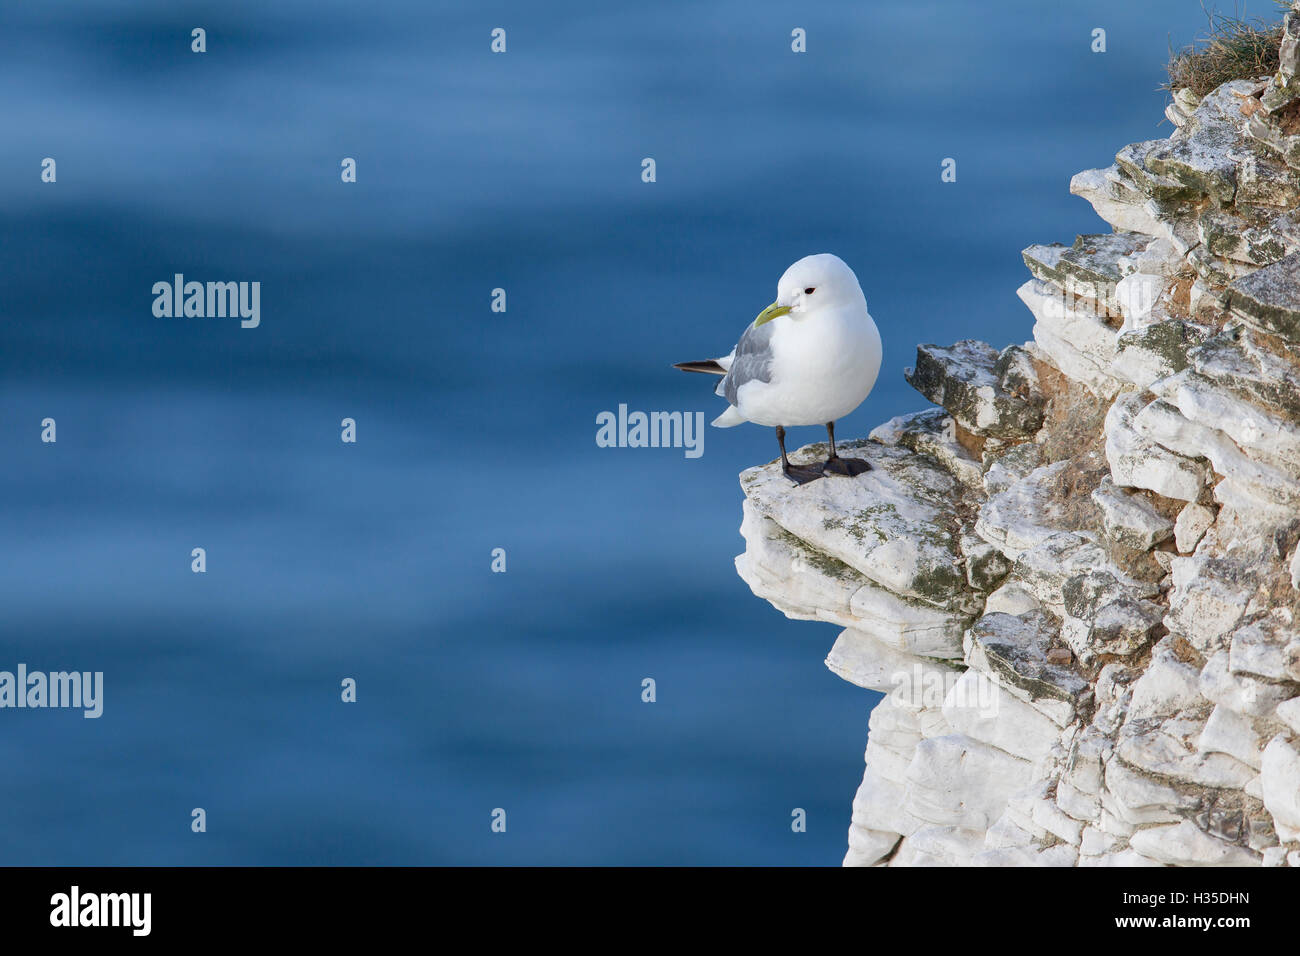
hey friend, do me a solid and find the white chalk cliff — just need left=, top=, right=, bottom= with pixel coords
left=737, top=8, right=1300, bottom=866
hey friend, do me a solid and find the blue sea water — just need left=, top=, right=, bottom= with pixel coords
left=0, top=0, right=1230, bottom=864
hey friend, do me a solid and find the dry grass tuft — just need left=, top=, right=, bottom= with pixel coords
left=1165, top=3, right=1289, bottom=96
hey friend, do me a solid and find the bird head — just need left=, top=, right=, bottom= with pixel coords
left=754, top=253, right=866, bottom=326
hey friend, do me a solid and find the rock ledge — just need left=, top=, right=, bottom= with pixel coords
left=736, top=16, right=1300, bottom=867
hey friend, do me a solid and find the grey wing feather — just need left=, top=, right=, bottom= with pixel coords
left=720, top=321, right=776, bottom=406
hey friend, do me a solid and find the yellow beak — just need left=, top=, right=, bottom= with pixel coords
left=753, top=301, right=792, bottom=327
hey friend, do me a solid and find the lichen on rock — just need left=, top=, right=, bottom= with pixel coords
left=734, top=15, right=1300, bottom=866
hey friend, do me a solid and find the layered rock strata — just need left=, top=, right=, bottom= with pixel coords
left=737, top=10, right=1300, bottom=866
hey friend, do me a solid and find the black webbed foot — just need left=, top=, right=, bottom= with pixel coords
left=822, top=456, right=872, bottom=477
left=782, top=462, right=826, bottom=485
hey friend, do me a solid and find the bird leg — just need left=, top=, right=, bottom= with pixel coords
left=776, top=425, right=824, bottom=485
left=821, top=421, right=871, bottom=476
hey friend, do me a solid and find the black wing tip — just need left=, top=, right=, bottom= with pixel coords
left=673, top=360, right=726, bottom=375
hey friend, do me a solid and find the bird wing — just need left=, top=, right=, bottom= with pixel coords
left=719, top=320, right=776, bottom=405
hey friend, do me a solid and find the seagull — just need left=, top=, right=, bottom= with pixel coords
left=675, top=253, right=882, bottom=485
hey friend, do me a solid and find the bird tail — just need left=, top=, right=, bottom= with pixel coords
left=711, top=405, right=746, bottom=427
left=673, top=360, right=726, bottom=376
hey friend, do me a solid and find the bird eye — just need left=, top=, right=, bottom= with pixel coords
left=804, top=287, right=815, bottom=294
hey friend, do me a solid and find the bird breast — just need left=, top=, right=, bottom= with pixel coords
left=776, top=308, right=879, bottom=388
left=747, top=308, right=882, bottom=426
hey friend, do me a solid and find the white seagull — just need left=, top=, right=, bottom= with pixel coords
left=675, top=253, right=882, bottom=485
